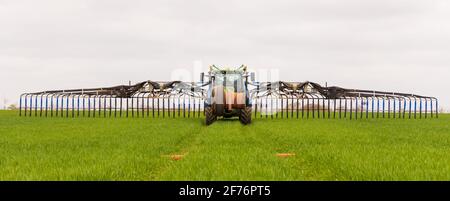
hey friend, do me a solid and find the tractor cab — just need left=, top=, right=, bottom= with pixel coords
left=213, top=72, right=245, bottom=93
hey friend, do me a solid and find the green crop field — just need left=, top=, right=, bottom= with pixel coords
left=0, top=110, right=449, bottom=181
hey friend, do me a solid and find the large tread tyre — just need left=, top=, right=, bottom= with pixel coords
left=239, top=107, right=252, bottom=125
left=205, top=106, right=217, bottom=126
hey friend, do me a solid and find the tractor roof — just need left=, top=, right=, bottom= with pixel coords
left=209, top=65, right=247, bottom=74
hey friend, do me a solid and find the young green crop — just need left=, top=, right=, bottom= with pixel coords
left=0, top=110, right=449, bottom=180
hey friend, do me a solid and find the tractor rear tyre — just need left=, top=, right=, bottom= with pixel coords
left=205, top=106, right=217, bottom=126
left=239, top=106, right=252, bottom=125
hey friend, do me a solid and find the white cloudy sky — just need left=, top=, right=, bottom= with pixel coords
left=0, top=0, right=449, bottom=111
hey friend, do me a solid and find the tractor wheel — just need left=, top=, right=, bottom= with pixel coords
left=239, top=106, right=252, bottom=125
left=205, top=106, right=217, bottom=126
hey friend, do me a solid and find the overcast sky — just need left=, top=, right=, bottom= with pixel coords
left=0, top=0, right=449, bottom=111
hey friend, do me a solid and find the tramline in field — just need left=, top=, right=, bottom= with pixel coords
left=19, top=65, right=438, bottom=125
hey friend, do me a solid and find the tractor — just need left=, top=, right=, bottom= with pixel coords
left=202, top=65, right=254, bottom=125
left=19, top=64, right=439, bottom=124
